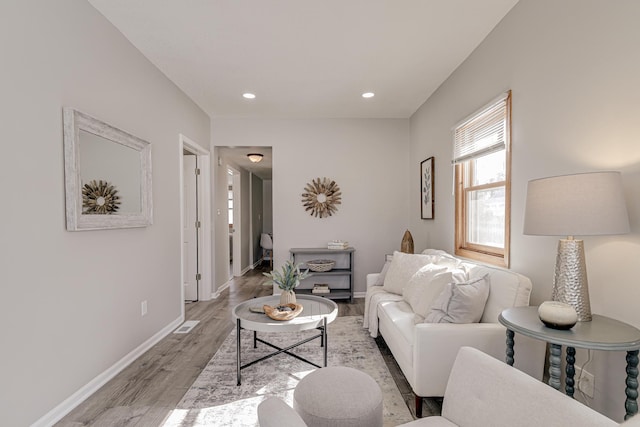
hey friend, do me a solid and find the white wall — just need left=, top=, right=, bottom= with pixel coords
left=212, top=119, right=410, bottom=295
left=211, top=156, right=252, bottom=286
left=251, top=174, right=265, bottom=263
left=212, top=147, right=230, bottom=287
left=0, top=1, right=210, bottom=425
left=263, top=179, right=273, bottom=233
left=409, top=0, right=640, bottom=421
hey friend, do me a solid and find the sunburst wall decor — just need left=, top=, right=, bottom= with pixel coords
left=82, top=179, right=121, bottom=214
left=301, top=177, right=342, bottom=218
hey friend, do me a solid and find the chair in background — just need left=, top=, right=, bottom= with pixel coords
left=260, top=233, right=273, bottom=269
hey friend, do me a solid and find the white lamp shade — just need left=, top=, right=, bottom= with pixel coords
left=523, top=171, right=629, bottom=236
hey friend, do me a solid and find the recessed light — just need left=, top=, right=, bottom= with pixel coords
left=362, top=92, right=375, bottom=98
left=243, top=93, right=256, bottom=99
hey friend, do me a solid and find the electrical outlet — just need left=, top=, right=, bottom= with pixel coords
left=141, top=300, right=148, bottom=317
left=578, top=369, right=595, bottom=398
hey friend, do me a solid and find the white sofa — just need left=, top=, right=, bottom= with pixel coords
left=258, top=347, right=628, bottom=426
left=364, top=250, right=546, bottom=416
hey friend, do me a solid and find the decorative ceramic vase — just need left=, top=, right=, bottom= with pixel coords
left=280, top=290, right=297, bottom=305
left=538, top=301, right=578, bottom=329
left=401, top=230, right=414, bottom=254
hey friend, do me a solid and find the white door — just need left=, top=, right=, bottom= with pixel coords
left=231, top=169, right=242, bottom=277
left=183, top=155, right=199, bottom=301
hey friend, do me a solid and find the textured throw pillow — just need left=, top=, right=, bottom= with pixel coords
left=424, top=274, right=491, bottom=324
left=402, top=266, right=449, bottom=314
left=382, top=251, right=437, bottom=295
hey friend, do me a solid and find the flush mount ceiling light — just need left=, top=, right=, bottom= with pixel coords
left=362, top=92, right=375, bottom=98
left=247, top=153, right=263, bottom=163
left=243, top=93, right=256, bottom=99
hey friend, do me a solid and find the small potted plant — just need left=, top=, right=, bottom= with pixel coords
left=263, top=260, right=310, bottom=305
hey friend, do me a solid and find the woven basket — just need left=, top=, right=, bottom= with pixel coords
left=306, top=259, right=335, bottom=272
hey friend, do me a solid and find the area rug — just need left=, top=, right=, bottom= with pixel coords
left=163, top=316, right=413, bottom=426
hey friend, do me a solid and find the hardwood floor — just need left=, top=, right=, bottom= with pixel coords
left=56, top=265, right=439, bottom=426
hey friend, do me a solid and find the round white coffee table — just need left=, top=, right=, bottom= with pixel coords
left=232, top=294, right=338, bottom=385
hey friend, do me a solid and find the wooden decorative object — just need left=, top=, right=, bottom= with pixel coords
left=263, top=303, right=303, bottom=321
left=400, top=230, right=414, bottom=254
left=301, top=177, right=342, bottom=218
left=82, top=180, right=121, bottom=214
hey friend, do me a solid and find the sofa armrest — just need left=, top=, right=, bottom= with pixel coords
left=412, top=322, right=507, bottom=396
left=441, top=347, right=616, bottom=427
left=411, top=322, right=544, bottom=397
left=366, top=273, right=381, bottom=288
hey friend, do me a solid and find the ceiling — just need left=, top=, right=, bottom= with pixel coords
left=88, top=0, right=519, bottom=120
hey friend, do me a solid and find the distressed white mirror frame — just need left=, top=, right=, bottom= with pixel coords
left=63, top=107, right=153, bottom=231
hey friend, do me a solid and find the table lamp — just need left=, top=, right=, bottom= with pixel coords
left=523, top=171, right=629, bottom=321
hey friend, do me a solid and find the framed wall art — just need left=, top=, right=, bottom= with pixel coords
left=420, top=157, right=434, bottom=219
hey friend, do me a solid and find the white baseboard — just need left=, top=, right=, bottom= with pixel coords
left=32, top=315, right=184, bottom=427
left=353, top=291, right=365, bottom=299
left=212, top=280, right=231, bottom=299
left=212, top=265, right=258, bottom=299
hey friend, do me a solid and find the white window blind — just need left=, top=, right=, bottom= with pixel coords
left=453, top=92, right=509, bottom=164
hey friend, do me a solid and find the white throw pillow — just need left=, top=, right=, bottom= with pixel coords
left=374, top=259, right=392, bottom=286
left=424, top=274, right=491, bottom=324
left=402, top=266, right=449, bottom=314
left=382, top=251, right=437, bottom=295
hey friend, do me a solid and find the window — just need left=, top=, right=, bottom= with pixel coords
left=454, top=91, right=511, bottom=267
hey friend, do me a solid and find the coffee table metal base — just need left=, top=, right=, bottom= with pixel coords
left=236, top=317, right=328, bottom=386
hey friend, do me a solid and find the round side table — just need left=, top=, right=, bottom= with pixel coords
left=499, top=306, right=640, bottom=420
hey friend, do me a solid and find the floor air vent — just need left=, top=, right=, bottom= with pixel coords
left=174, top=320, right=200, bottom=334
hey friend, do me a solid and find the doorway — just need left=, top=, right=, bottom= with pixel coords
left=215, top=147, right=272, bottom=286
left=179, top=135, right=212, bottom=312
left=183, top=153, right=199, bottom=301
left=228, top=166, right=242, bottom=278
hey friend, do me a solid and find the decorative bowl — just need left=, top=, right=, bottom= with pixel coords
left=538, top=301, right=578, bottom=330
left=306, top=259, right=336, bottom=272
left=263, top=303, right=303, bottom=321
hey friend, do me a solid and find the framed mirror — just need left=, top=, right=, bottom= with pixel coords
left=63, top=108, right=152, bottom=231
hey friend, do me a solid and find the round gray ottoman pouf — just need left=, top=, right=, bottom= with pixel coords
left=293, top=366, right=383, bottom=427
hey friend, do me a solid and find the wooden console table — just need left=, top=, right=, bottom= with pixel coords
left=499, top=306, right=640, bottom=420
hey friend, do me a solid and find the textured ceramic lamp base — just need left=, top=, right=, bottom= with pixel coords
left=552, top=239, right=592, bottom=322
